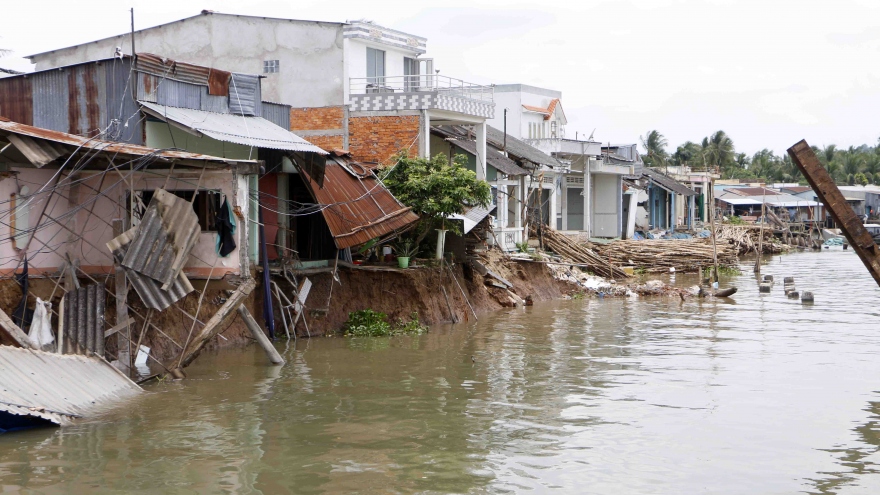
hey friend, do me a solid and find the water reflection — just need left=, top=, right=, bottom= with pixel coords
left=0, top=251, right=879, bottom=493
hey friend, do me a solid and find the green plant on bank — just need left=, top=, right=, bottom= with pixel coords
left=571, top=291, right=586, bottom=300
left=726, top=215, right=745, bottom=225
left=702, top=265, right=742, bottom=277
left=342, top=309, right=428, bottom=337
left=380, top=152, right=491, bottom=251
left=515, top=241, right=530, bottom=253
left=394, top=239, right=418, bottom=258
left=633, top=267, right=647, bottom=275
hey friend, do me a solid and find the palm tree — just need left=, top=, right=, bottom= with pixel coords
left=704, top=130, right=735, bottom=175
left=821, top=144, right=837, bottom=166
left=640, top=130, right=668, bottom=167
left=842, top=149, right=864, bottom=177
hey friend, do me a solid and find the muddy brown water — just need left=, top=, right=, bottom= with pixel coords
left=2, top=250, right=880, bottom=494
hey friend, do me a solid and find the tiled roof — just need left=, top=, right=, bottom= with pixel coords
left=522, top=98, right=560, bottom=120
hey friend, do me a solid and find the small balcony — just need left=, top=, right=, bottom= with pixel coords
left=349, top=75, right=495, bottom=119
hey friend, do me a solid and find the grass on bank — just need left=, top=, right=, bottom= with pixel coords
left=342, top=309, right=429, bottom=337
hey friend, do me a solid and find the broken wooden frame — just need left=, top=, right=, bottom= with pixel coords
left=788, top=140, right=880, bottom=287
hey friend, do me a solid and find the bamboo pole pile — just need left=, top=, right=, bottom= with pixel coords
left=715, top=224, right=789, bottom=255
left=593, top=238, right=739, bottom=273
left=541, top=229, right=630, bottom=279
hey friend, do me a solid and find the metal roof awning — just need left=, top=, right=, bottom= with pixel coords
left=296, top=155, right=419, bottom=249
left=0, top=117, right=260, bottom=169
left=139, top=102, right=327, bottom=154
left=643, top=168, right=697, bottom=196
left=718, top=197, right=763, bottom=206
left=768, top=200, right=821, bottom=207
left=0, top=345, right=141, bottom=426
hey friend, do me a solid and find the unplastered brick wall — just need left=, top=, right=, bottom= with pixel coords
left=289, top=106, right=344, bottom=131
left=348, top=115, right=420, bottom=165
left=304, top=134, right=344, bottom=150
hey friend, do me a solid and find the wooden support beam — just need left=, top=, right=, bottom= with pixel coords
left=174, top=278, right=255, bottom=370
left=237, top=305, right=285, bottom=365
left=0, top=307, right=35, bottom=349
left=112, top=219, right=130, bottom=372
left=787, top=140, right=880, bottom=287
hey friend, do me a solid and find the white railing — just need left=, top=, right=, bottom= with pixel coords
left=350, top=75, right=494, bottom=102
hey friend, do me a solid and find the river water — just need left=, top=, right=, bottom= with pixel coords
left=2, top=250, right=880, bottom=494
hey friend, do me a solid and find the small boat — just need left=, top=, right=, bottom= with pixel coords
left=822, top=228, right=844, bottom=242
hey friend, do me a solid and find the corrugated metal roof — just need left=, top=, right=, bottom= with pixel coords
left=644, top=168, right=697, bottom=196
left=727, top=187, right=780, bottom=197
left=136, top=53, right=211, bottom=87
left=297, top=155, right=420, bottom=248
left=62, top=284, right=106, bottom=356
left=485, top=125, right=561, bottom=168
left=122, top=189, right=201, bottom=291
left=107, top=228, right=194, bottom=310
left=139, top=102, right=327, bottom=154
left=432, top=127, right=528, bottom=177
left=717, top=197, right=763, bottom=206
left=229, top=73, right=261, bottom=117
left=448, top=205, right=491, bottom=233
left=0, top=345, right=141, bottom=426
left=0, top=118, right=259, bottom=168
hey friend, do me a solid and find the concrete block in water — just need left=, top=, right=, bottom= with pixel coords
left=783, top=277, right=794, bottom=284
left=763, top=275, right=774, bottom=283
left=787, top=291, right=800, bottom=299
left=759, top=282, right=772, bottom=293
left=801, top=291, right=814, bottom=303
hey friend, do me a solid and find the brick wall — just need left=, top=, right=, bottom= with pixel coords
left=289, top=106, right=344, bottom=131
left=303, top=135, right=344, bottom=151
left=348, top=115, right=420, bottom=165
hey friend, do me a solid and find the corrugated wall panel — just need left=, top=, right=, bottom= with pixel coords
left=261, top=102, right=290, bottom=130
left=137, top=72, right=159, bottom=103
left=201, top=93, right=229, bottom=114
left=0, top=76, right=33, bottom=125
left=229, top=73, right=259, bottom=117
left=32, top=70, right=70, bottom=130
left=156, top=79, right=204, bottom=111
left=105, top=58, right=142, bottom=144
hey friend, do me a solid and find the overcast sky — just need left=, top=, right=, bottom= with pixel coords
left=2, top=0, right=878, bottom=156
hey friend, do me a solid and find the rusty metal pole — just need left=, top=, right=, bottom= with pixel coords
left=787, top=140, right=880, bottom=287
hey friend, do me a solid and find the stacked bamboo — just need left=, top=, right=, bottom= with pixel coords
left=594, top=238, right=738, bottom=273
left=715, top=224, right=789, bottom=255
left=541, top=229, right=630, bottom=279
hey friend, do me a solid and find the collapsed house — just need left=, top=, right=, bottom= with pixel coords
left=0, top=53, right=418, bottom=381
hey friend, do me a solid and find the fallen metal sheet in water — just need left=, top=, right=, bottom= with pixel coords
left=62, top=284, right=105, bottom=356
left=108, top=228, right=194, bottom=311
left=122, top=189, right=201, bottom=290
left=0, top=345, right=141, bottom=427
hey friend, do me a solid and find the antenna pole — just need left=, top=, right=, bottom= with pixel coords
left=130, top=8, right=136, bottom=57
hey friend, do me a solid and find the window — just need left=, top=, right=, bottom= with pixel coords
left=551, top=121, right=557, bottom=139
left=404, top=57, right=419, bottom=92
left=263, top=60, right=280, bottom=74
left=129, top=190, right=222, bottom=232
left=366, top=47, right=386, bottom=86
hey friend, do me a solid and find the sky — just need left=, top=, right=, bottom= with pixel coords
left=1, top=0, right=878, bottom=157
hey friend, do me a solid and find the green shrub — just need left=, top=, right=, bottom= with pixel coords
left=343, top=309, right=428, bottom=337
left=343, top=309, right=391, bottom=337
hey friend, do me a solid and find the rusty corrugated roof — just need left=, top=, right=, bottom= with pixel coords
left=0, top=118, right=259, bottom=168
left=297, top=156, right=419, bottom=249
left=0, top=345, right=141, bottom=426
left=107, top=228, right=194, bottom=310
left=122, top=190, right=201, bottom=291
left=136, top=53, right=212, bottom=87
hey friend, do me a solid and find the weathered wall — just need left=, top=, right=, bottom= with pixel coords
left=289, top=106, right=346, bottom=150
left=348, top=114, right=420, bottom=164
left=31, top=14, right=346, bottom=108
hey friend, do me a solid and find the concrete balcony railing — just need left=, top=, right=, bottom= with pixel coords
left=349, top=75, right=495, bottom=119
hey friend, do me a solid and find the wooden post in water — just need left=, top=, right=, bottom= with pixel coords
left=788, top=140, right=880, bottom=287
left=237, top=305, right=285, bottom=365
left=755, top=189, right=766, bottom=273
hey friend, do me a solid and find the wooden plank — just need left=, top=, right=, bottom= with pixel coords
left=0, top=307, right=35, bottom=349
left=104, top=316, right=135, bottom=339
left=175, top=278, right=256, bottom=370
left=7, top=134, right=63, bottom=167
left=112, top=219, right=130, bottom=371
left=787, top=140, right=880, bottom=287
left=237, top=306, right=285, bottom=365
left=293, top=278, right=312, bottom=314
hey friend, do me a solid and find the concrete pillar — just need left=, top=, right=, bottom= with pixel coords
left=561, top=179, right=569, bottom=231
left=475, top=121, right=487, bottom=181
left=420, top=110, right=430, bottom=159
left=584, top=162, right=592, bottom=235
left=616, top=175, right=623, bottom=238
left=670, top=193, right=676, bottom=232
left=549, top=175, right=558, bottom=230
left=517, top=177, right=525, bottom=241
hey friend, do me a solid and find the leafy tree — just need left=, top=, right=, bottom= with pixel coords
left=704, top=130, right=736, bottom=175
left=641, top=130, right=668, bottom=167
left=381, top=152, right=491, bottom=248
left=854, top=172, right=869, bottom=186
left=670, top=141, right=703, bottom=168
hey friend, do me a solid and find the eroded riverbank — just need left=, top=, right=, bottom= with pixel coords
left=2, top=249, right=880, bottom=493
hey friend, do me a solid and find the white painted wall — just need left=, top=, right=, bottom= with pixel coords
left=592, top=174, right=620, bottom=237
left=32, top=14, right=346, bottom=107
left=486, top=91, right=523, bottom=138
left=343, top=38, right=422, bottom=102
